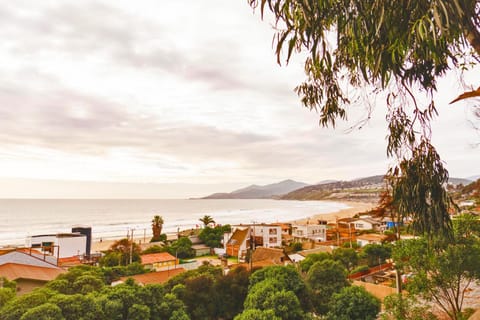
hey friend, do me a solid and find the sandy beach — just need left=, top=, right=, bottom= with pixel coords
left=91, top=200, right=376, bottom=253
left=291, top=201, right=376, bottom=225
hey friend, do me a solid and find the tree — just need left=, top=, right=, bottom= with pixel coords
left=298, top=252, right=331, bottom=273
left=19, top=303, right=64, bottom=320
left=381, top=294, right=437, bottom=320
left=393, top=237, right=480, bottom=320
left=151, top=215, right=164, bottom=242
left=234, top=309, right=281, bottom=320
left=305, top=259, right=349, bottom=314
left=106, top=238, right=142, bottom=266
left=199, top=215, right=215, bottom=227
left=332, top=247, right=359, bottom=273
left=199, top=225, right=231, bottom=248
left=248, top=0, right=480, bottom=238
left=361, top=243, right=392, bottom=267
left=169, top=237, right=194, bottom=259
left=326, top=286, right=380, bottom=320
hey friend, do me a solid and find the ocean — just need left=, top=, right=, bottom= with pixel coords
left=0, top=199, right=349, bottom=246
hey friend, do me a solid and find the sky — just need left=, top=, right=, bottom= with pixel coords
left=0, top=1, right=479, bottom=198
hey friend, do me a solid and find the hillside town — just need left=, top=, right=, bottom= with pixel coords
left=1, top=178, right=479, bottom=319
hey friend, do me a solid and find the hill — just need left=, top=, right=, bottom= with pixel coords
left=281, top=175, right=385, bottom=201
left=202, top=179, right=309, bottom=199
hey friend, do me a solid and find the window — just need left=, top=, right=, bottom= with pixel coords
left=269, top=237, right=277, bottom=244
left=269, top=228, right=277, bottom=235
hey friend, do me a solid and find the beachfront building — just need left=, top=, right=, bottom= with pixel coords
left=140, top=252, right=178, bottom=271
left=0, top=250, right=65, bottom=295
left=25, top=233, right=88, bottom=259
left=351, top=217, right=382, bottom=231
left=356, top=234, right=389, bottom=247
left=291, top=224, right=327, bottom=242
left=224, top=224, right=282, bottom=261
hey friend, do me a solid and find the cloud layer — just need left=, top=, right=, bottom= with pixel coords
left=0, top=1, right=477, bottom=197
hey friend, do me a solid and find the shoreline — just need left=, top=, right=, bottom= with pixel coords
left=290, top=200, right=376, bottom=225
left=91, top=200, right=376, bottom=253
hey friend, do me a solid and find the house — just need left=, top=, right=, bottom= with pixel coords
left=26, top=232, right=88, bottom=259
left=114, top=268, right=185, bottom=286
left=224, top=224, right=283, bottom=261
left=0, top=251, right=65, bottom=294
left=191, top=244, right=211, bottom=257
left=356, top=234, right=389, bottom=247
left=351, top=217, right=382, bottom=231
left=292, top=224, right=327, bottom=242
left=225, top=228, right=249, bottom=260
left=233, top=247, right=292, bottom=270
left=140, top=252, right=178, bottom=271
left=251, top=247, right=291, bottom=265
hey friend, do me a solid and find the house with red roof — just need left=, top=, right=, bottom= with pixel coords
left=140, top=252, right=178, bottom=271
left=114, top=268, right=186, bottom=286
left=0, top=251, right=65, bottom=295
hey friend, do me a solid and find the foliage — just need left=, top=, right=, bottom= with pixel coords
left=453, top=213, right=480, bottom=238
left=199, top=215, right=215, bottom=227
left=393, top=236, right=480, bottom=320
left=100, top=238, right=141, bottom=266
left=199, top=225, right=231, bottom=248
left=305, top=259, right=349, bottom=314
left=298, top=252, right=331, bottom=273
left=19, top=302, right=64, bottom=320
left=169, top=237, right=195, bottom=259
left=290, top=242, right=303, bottom=252
left=332, top=247, right=359, bottom=272
left=248, top=0, right=480, bottom=238
left=142, top=245, right=164, bottom=254
left=151, top=215, right=164, bottom=242
left=381, top=294, right=437, bottom=320
left=248, top=265, right=310, bottom=310
left=243, top=279, right=306, bottom=320
left=234, top=309, right=281, bottom=320
left=326, top=286, right=380, bottom=320
left=361, top=243, right=392, bottom=267
left=389, top=142, right=456, bottom=239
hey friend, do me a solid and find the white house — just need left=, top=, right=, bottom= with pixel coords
left=26, top=233, right=87, bottom=259
left=351, top=217, right=382, bottom=231
left=223, top=224, right=283, bottom=261
left=292, top=224, right=327, bottom=242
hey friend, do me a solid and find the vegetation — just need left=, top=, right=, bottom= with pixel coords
left=99, top=238, right=142, bottom=267
left=151, top=215, right=165, bottom=242
left=199, top=215, right=215, bottom=227
left=326, top=286, right=380, bottom=320
left=248, top=0, right=480, bottom=239
left=199, top=225, right=231, bottom=248
left=392, top=216, right=480, bottom=320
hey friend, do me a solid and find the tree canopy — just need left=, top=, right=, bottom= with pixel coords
left=249, top=0, right=480, bottom=238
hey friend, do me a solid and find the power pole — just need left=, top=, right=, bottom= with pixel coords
left=130, top=228, right=134, bottom=265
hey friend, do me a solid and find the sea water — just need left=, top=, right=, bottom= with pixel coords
left=0, top=199, right=349, bottom=246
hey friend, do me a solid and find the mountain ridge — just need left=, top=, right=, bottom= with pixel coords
left=201, top=179, right=309, bottom=199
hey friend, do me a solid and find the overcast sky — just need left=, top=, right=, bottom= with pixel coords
left=0, top=0, right=478, bottom=198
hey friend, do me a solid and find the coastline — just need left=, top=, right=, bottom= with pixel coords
left=290, top=200, right=376, bottom=225
left=91, top=200, right=376, bottom=253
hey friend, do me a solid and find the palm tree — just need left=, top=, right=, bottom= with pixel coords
left=199, top=215, right=215, bottom=227
left=151, top=215, right=164, bottom=240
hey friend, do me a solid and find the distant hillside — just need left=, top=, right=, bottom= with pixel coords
left=467, top=175, right=480, bottom=181
left=202, top=179, right=309, bottom=199
left=448, top=177, right=472, bottom=186
left=281, top=175, right=385, bottom=201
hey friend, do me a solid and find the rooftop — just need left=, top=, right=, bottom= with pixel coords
left=120, top=268, right=185, bottom=285
left=0, top=263, right=64, bottom=282
left=140, top=252, right=177, bottom=265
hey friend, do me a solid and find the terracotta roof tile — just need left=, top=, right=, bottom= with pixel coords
left=140, top=252, right=177, bottom=265
left=0, top=263, right=64, bottom=282
left=120, top=268, right=185, bottom=285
